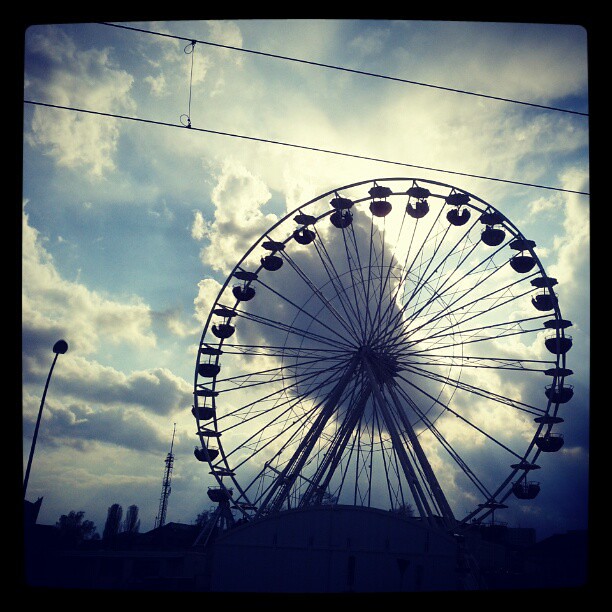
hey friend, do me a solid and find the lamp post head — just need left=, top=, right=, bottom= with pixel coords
left=53, top=339, right=68, bottom=354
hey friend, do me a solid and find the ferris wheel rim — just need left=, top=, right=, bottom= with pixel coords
left=193, top=177, right=571, bottom=527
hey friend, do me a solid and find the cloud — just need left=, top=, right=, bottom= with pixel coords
left=22, top=201, right=194, bottom=466
left=207, top=20, right=244, bottom=50
left=185, top=45, right=212, bottom=87
left=25, top=25, right=136, bottom=178
left=23, top=352, right=192, bottom=422
left=31, top=399, right=167, bottom=451
left=191, top=210, right=209, bottom=241
left=197, top=160, right=277, bottom=274
left=548, top=168, right=590, bottom=292
left=388, top=22, right=587, bottom=103
left=22, top=205, right=157, bottom=362
left=144, top=73, right=167, bottom=96
left=528, top=194, right=559, bottom=217
left=348, top=28, right=391, bottom=57
left=153, top=307, right=200, bottom=338
left=22, top=440, right=168, bottom=531
left=194, top=278, right=224, bottom=325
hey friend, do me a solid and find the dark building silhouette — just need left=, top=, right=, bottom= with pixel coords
left=24, top=498, right=43, bottom=527
left=22, top=504, right=590, bottom=593
left=523, top=530, right=589, bottom=589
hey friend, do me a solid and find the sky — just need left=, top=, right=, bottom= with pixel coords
left=20, top=18, right=590, bottom=542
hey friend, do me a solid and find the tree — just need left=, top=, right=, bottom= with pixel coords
left=194, top=509, right=212, bottom=527
left=390, top=503, right=415, bottom=518
left=320, top=491, right=338, bottom=505
left=55, top=510, right=99, bottom=548
left=103, top=503, right=123, bottom=539
left=123, top=504, right=141, bottom=534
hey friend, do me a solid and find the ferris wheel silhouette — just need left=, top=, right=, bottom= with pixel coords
left=191, top=177, right=573, bottom=533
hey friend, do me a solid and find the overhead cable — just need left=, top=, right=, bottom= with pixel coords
left=23, top=99, right=590, bottom=196
left=99, top=21, right=588, bottom=118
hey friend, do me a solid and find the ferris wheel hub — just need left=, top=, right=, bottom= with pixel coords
left=359, top=346, right=400, bottom=383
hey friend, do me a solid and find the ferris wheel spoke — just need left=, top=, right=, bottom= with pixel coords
left=230, top=302, right=355, bottom=351
left=310, top=227, right=367, bottom=342
left=355, top=211, right=404, bottom=341
left=408, top=217, right=488, bottom=303
left=218, top=396, right=314, bottom=474
left=396, top=215, right=452, bottom=314
left=425, top=269, right=534, bottom=330
left=337, top=224, right=369, bottom=342
left=379, top=218, right=421, bottom=333
left=402, top=314, right=550, bottom=352
left=351, top=420, right=366, bottom=505
left=372, top=406, right=405, bottom=510
left=419, top=252, right=522, bottom=323
left=297, top=382, right=371, bottom=506
left=375, top=210, right=410, bottom=327
left=374, top=206, right=459, bottom=348
left=296, top=376, right=372, bottom=502
left=401, top=353, right=554, bottom=374
left=380, top=238, right=511, bottom=346
left=380, top=380, right=456, bottom=521
left=332, top=396, right=376, bottom=505
left=412, top=287, right=538, bottom=350
left=391, top=207, right=465, bottom=318
left=405, top=327, right=553, bottom=362
left=248, top=405, right=338, bottom=500
left=212, top=377, right=343, bottom=440
left=214, top=363, right=363, bottom=507
left=402, top=318, right=546, bottom=356
left=394, top=370, right=534, bottom=456
left=212, top=354, right=346, bottom=392
left=398, top=363, right=542, bottom=415
left=386, top=279, right=535, bottom=354
left=361, top=358, right=436, bottom=520
left=254, top=355, right=361, bottom=516
left=217, top=342, right=348, bottom=359
left=371, top=219, right=425, bottom=350
left=344, top=214, right=396, bottom=337
left=382, top=445, right=406, bottom=511
left=362, top=413, right=376, bottom=507
left=369, top=219, right=394, bottom=343
left=259, top=280, right=360, bottom=342
left=279, top=249, right=362, bottom=345
left=356, top=214, right=377, bottom=337
left=392, top=381, right=493, bottom=501
left=215, top=356, right=355, bottom=431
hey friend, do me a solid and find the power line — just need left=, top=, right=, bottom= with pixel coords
left=24, top=99, right=590, bottom=196
left=99, top=21, right=588, bottom=118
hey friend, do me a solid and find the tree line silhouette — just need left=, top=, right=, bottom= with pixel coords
left=51, top=494, right=413, bottom=547
left=102, top=503, right=141, bottom=539
left=52, top=503, right=213, bottom=548
left=54, top=503, right=142, bottom=547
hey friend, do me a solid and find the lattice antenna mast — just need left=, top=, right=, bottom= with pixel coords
left=154, top=423, right=176, bottom=529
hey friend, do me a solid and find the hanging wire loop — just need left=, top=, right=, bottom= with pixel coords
left=181, top=40, right=197, bottom=128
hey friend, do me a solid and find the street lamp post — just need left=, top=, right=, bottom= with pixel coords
left=23, top=339, right=68, bottom=499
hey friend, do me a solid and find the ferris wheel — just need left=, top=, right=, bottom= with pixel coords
left=192, top=177, right=573, bottom=532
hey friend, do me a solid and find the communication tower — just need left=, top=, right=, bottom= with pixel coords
left=154, top=423, right=176, bottom=529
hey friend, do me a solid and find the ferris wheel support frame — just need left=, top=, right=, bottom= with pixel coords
left=254, top=354, right=361, bottom=518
